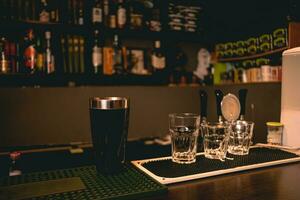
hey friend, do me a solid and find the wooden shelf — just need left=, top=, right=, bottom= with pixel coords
left=0, top=73, right=170, bottom=87
left=214, top=81, right=281, bottom=86
left=218, top=47, right=288, bottom=62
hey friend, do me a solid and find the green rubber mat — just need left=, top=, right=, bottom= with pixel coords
left=0, top=164, right=167, bottom=200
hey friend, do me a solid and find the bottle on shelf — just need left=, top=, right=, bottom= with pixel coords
left=23, top=29, right=37, bottom=74
left=103, top=0, right=110, bottom=27
left=151, top=40, right=166, bottom=71
left=39, top=0, right=50, bottom=23
left=112, top=34, right=124, bottom=74
left=45, top=31, right=55, bottom=74
left=92, top=0, right=103, bottom=25
left=0, top=37, right=9, bottom=74
left=9, top=152, right=22, bottom=177
left=109, top=0, right=117, bottom=29
left=128, top=1, right=144, bottom=30
left=78, top=0, right=84, bottom=25
left=117, top=0, right=127, bottom=29
left=9, top=40, right=19, bottom=74
left=49, top=0, right=59, bottom=22
left=35, top=36, right=44, bottom=73
left=79, top=36, right=85, bottom=74
left=92, top=30, right=103, bottom=74
left=149, top=0, right=161, bottom=32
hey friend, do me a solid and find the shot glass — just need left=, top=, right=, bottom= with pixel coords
left=228, top=120, right=254, bottom=155
left=202, top=122, right=230, bottom=161
left=169, top=113, right=200, bottom=164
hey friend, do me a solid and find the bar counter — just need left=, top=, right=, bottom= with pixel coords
left=1, top=141, right=300, bottom=200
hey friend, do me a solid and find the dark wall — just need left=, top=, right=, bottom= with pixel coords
left=0, top=83, right=281, bottom=149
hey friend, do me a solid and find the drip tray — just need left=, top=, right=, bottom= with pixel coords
left=132, top=147, right=300, bottom=184
left=0, top=164, right=167, bottom=200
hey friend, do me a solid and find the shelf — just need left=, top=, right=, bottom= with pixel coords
left=0, top=73, right=169, bottom=87
left=0, top=20, right=209, bottom=43
left=218, top=47, right=288, bottom=62
left=214, top=81, right=281, bottom=86
left=0, top=20, right=89, bottom=35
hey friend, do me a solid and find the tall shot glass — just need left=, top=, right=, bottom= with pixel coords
left=169, top=113, right=200, bottom=164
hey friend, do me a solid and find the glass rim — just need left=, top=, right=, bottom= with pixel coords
left=203, top=122, right=227, bottom=127
left=231, top=120, right=255, bottom=126
left=169, top=113, right=200, bottom=119
left=89, top=96, right=129, bottom=110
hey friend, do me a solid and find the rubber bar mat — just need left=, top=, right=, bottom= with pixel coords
left=132, top=147, right=300, bottom=184
left=0, top=164, right=167, bottom=200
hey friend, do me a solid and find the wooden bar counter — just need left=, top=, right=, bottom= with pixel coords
left=1, top=142, right=300, bottom=200
left=157, top=162, right=300, bottom=200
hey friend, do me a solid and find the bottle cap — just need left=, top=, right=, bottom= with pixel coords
left=266, top=122, right=283, bottom=127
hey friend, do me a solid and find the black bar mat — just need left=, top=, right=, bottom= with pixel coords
left=0, top=177, right=85, bottom=200
left=0, top=164, right=167, bottom=200
left=141, top=148, right=300, bottom=178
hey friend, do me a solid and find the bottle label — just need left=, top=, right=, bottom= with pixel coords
left=118, top=8, right=126, bottom=26
left=92, top=8, right=102, bottom=23
left=92, top=47, right=102, bottom=68
left=46, top=50, right=52, bottom=73
left=113, top=50, right=122, bottom=65
left=110, top=15, right=117, bottom=28
left=104, top=1, right=109, bottom=16
left=79, top=17, right=84, bottom=25
left=24, top=46, right=36, bottom=69
left=36, top=53, right=44, bottom=70
left=0, top=59, right=9, bottom=73
left=151, top=55, right=166, bottom=69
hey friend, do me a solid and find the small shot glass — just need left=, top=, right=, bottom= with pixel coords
left=202, top=122, right=230, bottom=161
left=228, top=120, right=255, bottom=155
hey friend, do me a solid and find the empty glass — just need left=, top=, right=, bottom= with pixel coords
left=169, top=113, right=200, bottom=164
left=202, top=122, right=230, bottom=161
left=228, top=120, right=254, bottom=155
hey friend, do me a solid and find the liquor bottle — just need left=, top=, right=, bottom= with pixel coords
left=73, top=36, right=80, bottom=73
left=23, top=29, right=36, bottom=74
left=103, top=0, right=109, bottom=27
left=92, top=30, right=102, bottom=74
left=60, top=36, right=67, bottom=73
left=112, top=35, right=123, bottom=74
left=50, top=0, right=59, bottom=22
left=78, top=0, right=84, bottom=25
left=39, top=0, right=50, bottom=23
left=148, top=0, right=161, bottom=31
left=109, top=0, right=117, bottom=28
left=79, top=36, right=85, bottom=73
left=151, top=41, right=166, bottom=71
left=72, top=0, right=78, bottom=24
left=35, top=36, right=44, bottom=73
left=117, top=0, right=127, bottom=29
left=9, top=152, right=22, bottom=177
left=67, top=0, right=74, bottom=24
left=0, top=37, right=9, bottom=74
left=45, top=31, right=55, bottom=74
left=92, top=0, right=103, bottom=25
left=9, top=41, right=18, bottom=73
